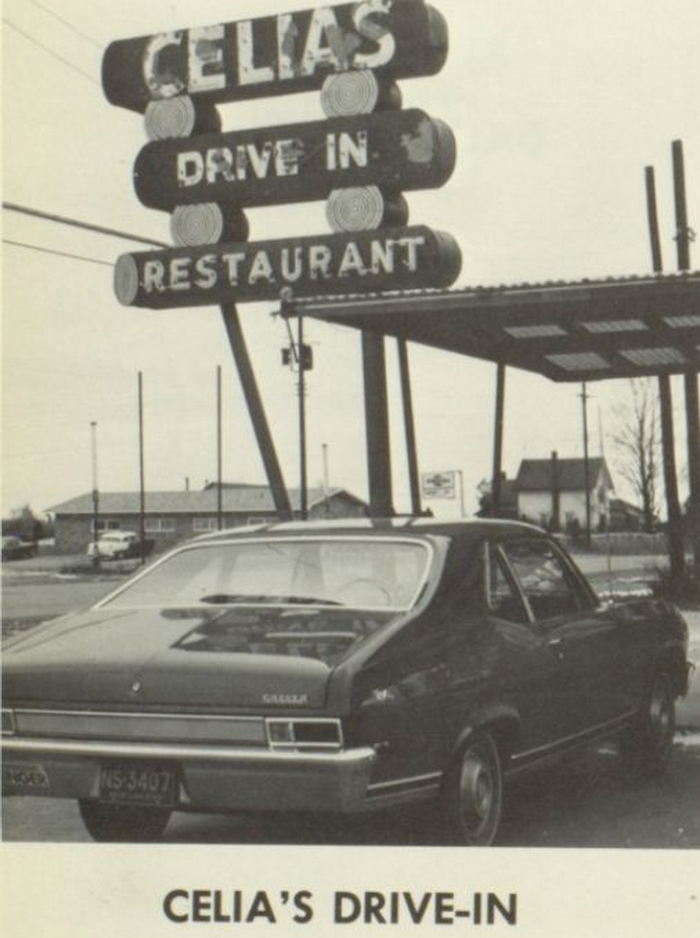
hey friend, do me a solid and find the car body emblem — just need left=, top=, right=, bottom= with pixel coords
left=130, top=680, right=142, bottom=695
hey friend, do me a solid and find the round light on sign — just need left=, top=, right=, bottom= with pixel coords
left=144, top=97, right=197, bottom=140
left=114, top=254, right=139, bottom=306
left=171, top=203, right=224, bottom=246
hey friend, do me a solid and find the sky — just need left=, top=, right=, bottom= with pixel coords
left=2, top=0, right=699, bottom=521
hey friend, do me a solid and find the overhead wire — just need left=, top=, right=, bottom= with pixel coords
left=25, top=0, right=102, bottom=49
left=3, top=202, right=169, bottom=248
left=3, top=238, right=114, bottom=268
left=3, top=17, right=98, bottom=85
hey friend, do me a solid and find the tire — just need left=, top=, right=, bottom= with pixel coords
left=444, top=731, right=503, bottom=846
left=620, top=671, right=676, bottom=778
left=78, top=801, right=171, bottom=842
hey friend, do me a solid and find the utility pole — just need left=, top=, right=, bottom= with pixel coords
left=90, top=421, right=100, bottom=568
left=216, top=365, right=223, bottom=530
left=138, top=373, right=146, bottom=564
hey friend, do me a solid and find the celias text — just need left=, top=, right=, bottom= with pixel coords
left=162, top=888, right=518, bottom=926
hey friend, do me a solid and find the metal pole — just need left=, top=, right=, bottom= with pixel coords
left=138, top=373, right=146, bottom=564
left=671, top=139, right=697, bottom=580
left=659, top=374, right=685, bottom=581
left=397, top=338, right=421, bottom=516
left=361, top=331, right=394, bottom=518
left=217, top=365, right=223, bottom=530
left=298, top=309, right=308, bottom=521
left=646, top=162, right=685, bottom=582
left=685, top=372, right=700, bottom=580
left=491, top=363, right=506, bottom=517
left=219, top=303, right=292, bottom=521
left=644, top=167, right=663, bottom=272
left=90, top=421, right=100, bottom=568
left=550, top=450, right=560, bottom=532
left=580, top=382, right=592, bottom=543
left=671, top=140, right=691, bottom=271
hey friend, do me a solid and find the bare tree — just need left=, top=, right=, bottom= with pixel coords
left=611, top=379, right=660, bottom=532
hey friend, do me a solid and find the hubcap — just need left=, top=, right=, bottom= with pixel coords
left=649, top=680, right=672, bottom=748
left=459, top=749, right=493, bottom=834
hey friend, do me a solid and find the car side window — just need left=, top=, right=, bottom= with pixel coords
left=485, top=544, right=529, bottom=624
left=500, top=539, right=580, bottom=622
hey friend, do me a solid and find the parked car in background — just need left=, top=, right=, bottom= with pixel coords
left=2, top=519, right=691, bottom=844
left=86, top=530, right=154, bottom=560
left=1, top=535, right=37, bottom=561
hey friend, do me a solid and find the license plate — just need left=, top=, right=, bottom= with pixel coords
left=99, top=763, right=178, bottom=807
left=3, top=762, right=50, bottom=792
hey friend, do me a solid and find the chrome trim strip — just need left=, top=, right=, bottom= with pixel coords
left=15, top=708, right=261, bottom=723
left=2, top=737, right=377, bottom=767
left=367, top=771, right=442, bottom=793
left=13, top=709, right=266, bottom=745
left=511, top=711, right=637, bottom=762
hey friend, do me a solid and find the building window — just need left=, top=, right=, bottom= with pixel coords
left=247, top=516, right=271, bottom=526
left=92, top=520, right=121, bottom=532
left=144, top=518, right=176, bottom=533
left=193, top=518, right=218, bottom=532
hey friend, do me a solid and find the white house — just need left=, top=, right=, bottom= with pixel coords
left=515, top=456, right=614, bottom=532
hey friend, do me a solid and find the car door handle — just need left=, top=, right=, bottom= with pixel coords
left=547, top=637, right=565, bottom=660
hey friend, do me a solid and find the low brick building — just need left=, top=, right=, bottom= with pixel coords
left=49, top=484, right=368, bottom=554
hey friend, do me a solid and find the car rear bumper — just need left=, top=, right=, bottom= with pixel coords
left=1, top=736, right=377, bottom=813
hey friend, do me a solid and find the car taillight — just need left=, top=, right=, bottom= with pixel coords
left=265, top=718, right=342, bottom=751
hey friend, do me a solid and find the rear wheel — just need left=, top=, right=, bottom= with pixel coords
left=444, top=731, right=503, bottom=846
left=620, top=671, right=675, bottom=777
left=78, top=801, right=171, bottom=842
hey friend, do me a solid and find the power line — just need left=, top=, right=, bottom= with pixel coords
left=3, top=238, right=113, bottom=268
left=3, top=202, right=169, bottom=248
left=26, top=0, right=101, bottom=49
left=3, top=17, right=98, bottom=85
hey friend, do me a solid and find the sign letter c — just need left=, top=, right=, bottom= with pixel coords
left=143, top=31, right=185, bottom=99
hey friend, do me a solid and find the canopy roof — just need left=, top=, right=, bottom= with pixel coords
left=296, top=271, right=700, bottom=382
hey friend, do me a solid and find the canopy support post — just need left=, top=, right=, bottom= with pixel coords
left=362, top=332, right=394, bottom=518
left=397, top=338, right=421, bottom=516
left=491, top=363, right=506, bottom=517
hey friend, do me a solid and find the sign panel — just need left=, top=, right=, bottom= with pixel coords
left=113, top=226, right=461, bottom=308
left=421, top=471, right=456, bottom=498
left=134, top=109, right=456, bottom=212
left=102, top=0, right=447, bottom=112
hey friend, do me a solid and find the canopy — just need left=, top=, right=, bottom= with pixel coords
left=296, top=271, right=700, bottom=382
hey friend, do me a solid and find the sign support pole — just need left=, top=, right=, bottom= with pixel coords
left=362, top=332, right=394, bottom=518
left=397, top=338, right=421, bottom=516
left=219, top=303, right=292, bottom=521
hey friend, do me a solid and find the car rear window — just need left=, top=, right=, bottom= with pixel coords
left=102, top=537, right=432, bottom=611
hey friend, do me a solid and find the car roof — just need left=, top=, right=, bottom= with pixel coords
left=193, top=517, right=544, bottom=544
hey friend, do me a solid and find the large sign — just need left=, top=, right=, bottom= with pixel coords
left=114, top=226, right=461, bottom=308
left=134, top=109, right=456, bottom=211
left=102, top=0, right=447, bottom=112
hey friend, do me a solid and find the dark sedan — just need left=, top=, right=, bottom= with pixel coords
left=1, top=519, right=691, bottom=844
